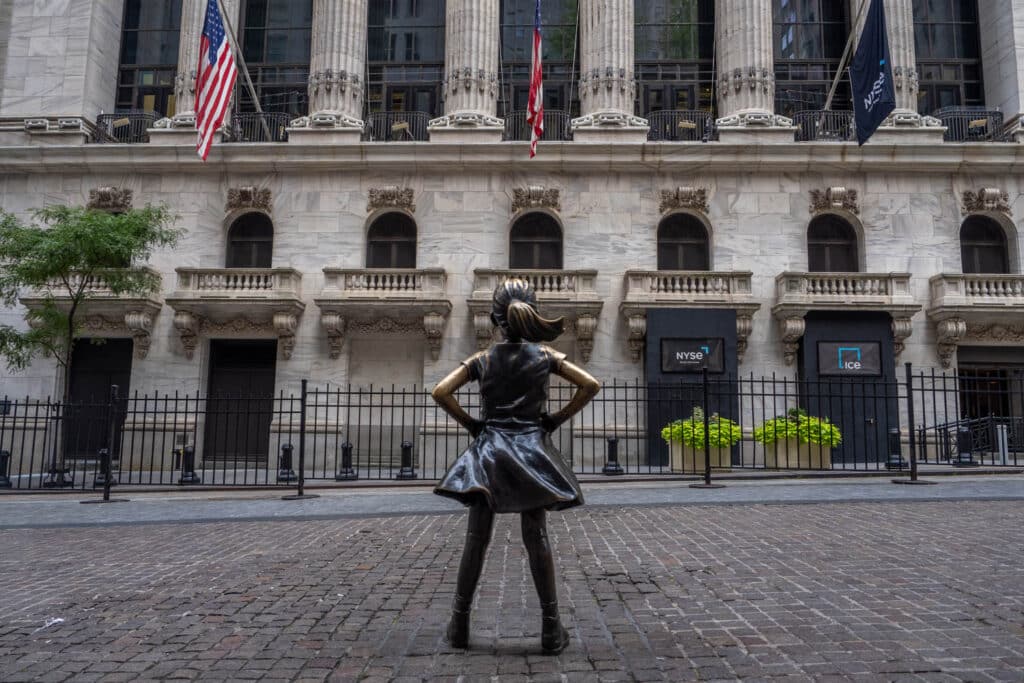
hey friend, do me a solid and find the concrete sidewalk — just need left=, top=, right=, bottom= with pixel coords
left=1, top=474, right=1023, bottom=528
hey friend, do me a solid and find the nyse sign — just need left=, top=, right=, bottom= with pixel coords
left=661, top=338, right=725, bottom=373
left=818, top=342, right=883, bottom=377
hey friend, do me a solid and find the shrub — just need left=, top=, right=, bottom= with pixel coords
left=752, top=416, right=799, bottom=444
left=661, top=408, right=743, bottom=449
left=753, top=409, right=843, bottom=447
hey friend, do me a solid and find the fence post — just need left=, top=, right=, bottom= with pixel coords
left=396, top=440, right=417, bottom=480
left=954, top=426, right=979, bottom=467
left=690, top=365, right=725, bottom=489
left=277, top=443, right=297, bottom=482
left=81, top=385, right=129, bottom=504
left=885, top=428, right=905, bottom=470
left=335, top=441, right=358, bottom=481
left=0, top=450, right=11, bottom=488
left=894, top=362, right=935, bottom=485
left=283, top=379, right=319, bottom=500
left=602, top=436, right=624, bottom=475
left=178, top=445, right=201, bottom=485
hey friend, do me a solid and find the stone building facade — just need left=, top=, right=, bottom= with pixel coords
left=0, top=0, right=1022, bottom=438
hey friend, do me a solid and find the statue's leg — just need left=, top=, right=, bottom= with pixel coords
left=521, top=508, right=570, bottom=654
left=446, top=501, right=494, bottom=648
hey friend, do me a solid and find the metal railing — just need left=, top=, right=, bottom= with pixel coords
left=363, top=111, right=430, bottom=142
left=503, top=110, right=573, bottom=142
left=793, top=110, right=855, bottom=142
left=227, top=112, right=291, bottom=142
left=93, top=111, right=162, bottom=144
left=931, top=106, right=1008, bottom=142
left=646, top=110, right=716, bottom=142
left=4, top=367, right=1022, bottom=491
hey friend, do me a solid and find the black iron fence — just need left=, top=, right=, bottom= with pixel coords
left=646, top=110, right=716, bottom=142
left=2, top=367, right=1021, bottom=491
left=793, top=110, right=855, bottom=142
left=227, top=112, right=292, bottom=142
left=503, top=110, right=573, bottom=142
left=932, top=106, right=1009, bottom=142
left=363, top=111, right=430, bottom=142
left=93, top=111, right=162, bottom=143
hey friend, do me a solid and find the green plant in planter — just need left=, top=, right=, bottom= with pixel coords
left=752, top=416, right=800, bottom=444
left=661, top=407, right=743, bottom=449
left=753, top=409, right=843, bottom=447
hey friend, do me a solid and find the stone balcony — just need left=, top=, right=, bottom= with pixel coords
left=467, top=269, right=603, bottom=361
left=19, top=268, right=163, bottom=358
left=619, top=270, right=761, bottom=361
left=771, top=272, right=922, bottom=364
left=165, top=268, right=305, bottom=360
left=927, top=274, right=1024, bottom=368
left=314, top=268, right=453, bottom=360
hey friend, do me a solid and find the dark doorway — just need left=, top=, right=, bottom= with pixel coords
left=65, top=339, right=133, bottom=460
left=204, top=340, right=277, bottom=462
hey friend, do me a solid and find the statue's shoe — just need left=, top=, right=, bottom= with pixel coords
left=541, top=616, right=570, bottom=654
left=445, top=610, right=470, bottom=649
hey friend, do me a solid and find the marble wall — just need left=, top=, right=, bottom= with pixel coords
left=1, top=166, right=1021, bottom=399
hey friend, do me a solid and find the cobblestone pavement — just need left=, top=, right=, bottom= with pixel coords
left=2, top=494, right=1023, bottom=682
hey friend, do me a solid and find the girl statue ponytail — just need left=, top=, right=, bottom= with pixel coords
left=492, top=279, right=564, bottom=343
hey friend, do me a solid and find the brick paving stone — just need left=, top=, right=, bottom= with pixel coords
left=1, top=500, right=1023, bottom=681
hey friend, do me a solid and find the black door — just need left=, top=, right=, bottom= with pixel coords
left=65, top=339, right=133, bottom=459
left=799, top=312, right=899, bottom=465
left=204, top=340, right=277, bottom=462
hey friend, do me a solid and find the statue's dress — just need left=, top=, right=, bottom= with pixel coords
left=434, top=342, right=584, bottom=513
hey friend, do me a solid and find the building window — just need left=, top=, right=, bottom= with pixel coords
left=657, top=214, right=710, bottom=270
left=226, top=213, right=274, bottom=268
left=238, top=0, right=313, bottom=117
left=960, top=216, right=1009, bottom=274
left=510, top=213, right=563, bottom=269
left=117, top=0, right=182, bottom=115
left=635, top=0, right=715, bottom=116
left=499, top=0, right=580, bottom=118
left=367, top=0, right=445, bottom=116
left=808, top=215, right=858, bottom=273
left=772, top=0, right=849, bottom=118
left=367, top=213, right=417, bottom=268
left=913, top=0, right=983, bottom=114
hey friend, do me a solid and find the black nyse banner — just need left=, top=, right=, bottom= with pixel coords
left=661, top=338, right=725, bottom=373
left=818, top=342, right=883, bottom=376
left=850, top=0, right=896, bottom=145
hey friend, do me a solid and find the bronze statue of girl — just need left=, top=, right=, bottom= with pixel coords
left=431, top=278, right=600, bottom=654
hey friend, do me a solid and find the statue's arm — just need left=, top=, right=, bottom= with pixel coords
left=431, top=364, right=483, bottom=436
left=544, top=360, right=600, bottom=431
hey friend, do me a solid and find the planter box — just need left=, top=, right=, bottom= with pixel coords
left=762, top=438, right=832, bottom=469
left=669, top=441, right=731, bottom=473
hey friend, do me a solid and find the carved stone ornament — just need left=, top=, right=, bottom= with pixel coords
left=574, top=314, right=598, bottom=363
left=367, top=186, right=415, bottom=214
left=272, top=312, right=300, bottom=360
left=512, top=186, right=561, bottom=214
left=966, top=322, right=1024, bottom=343
left=935, top=317, right=967, bottom=369
left=473, top=312, right=496, bottom=350
left=321, top=313, right=448, bottom=361
left=173, top=311, right=200, bottom=360
left=891, top=317, right=914, bottom=359
left=172, top=310, right=298, bottom=360
left=78, top=311, right=155, bottom=359
left=780, top=316, right=806, bottom=366
left=87, top=187, right=133, bottom=212
left=626, top=314, right=647, bottom=362
left=810, top=187, right=859, bottom=216
left=961, top=188, right=1012, bottom=216
left=226, top=186, right=272, bottom=213
left=659, top=187, right=709, bottom=215
left=321, top=313, right=347, bottom=359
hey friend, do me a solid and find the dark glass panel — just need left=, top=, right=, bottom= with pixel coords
left=117, top=0, right=181, bottom=113
left=509, top=213, right=563, bottom=270
left=367, top=213, right=417, bottom=269
left=657, top=215, right=710, bottom=271
left=237, top=0, right=312, bottom=116
left=807, top=215, right=858, bottom=273
left=226, top=213, right=274, bottom=269
left=960, top=216, right=1009, bottom=274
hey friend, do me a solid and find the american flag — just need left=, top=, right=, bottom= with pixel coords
left=525, top=0, right=543, bottom=158
left=195, top=0, right=237, bottom=161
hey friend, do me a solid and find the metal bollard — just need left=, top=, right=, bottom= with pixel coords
left=602, top=436, right=624, bottom=475
left=335, top=441, right=358, bottom=481
left=395, top=440, right=417, bottom=480
left=954, top=426, right=978, bottom=467
left=93, top=447, right=117, bottom=489
left=0, top=449, right=11, bottom=488
left=277, top=443, right=297, bottom=482
left=885, top=428, right=905, bottom=470
left=178, top=445, right=201, bottom=485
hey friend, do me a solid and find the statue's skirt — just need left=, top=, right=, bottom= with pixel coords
left=434, top=424, right=584, bottom=513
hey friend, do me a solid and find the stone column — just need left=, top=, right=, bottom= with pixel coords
left=571, top=0, right=648, bottom=141
left=847, top=0, right=944, bottom=141
left=289, top=0, right=368, bottom=142
left=428, top=0, right=503, bottom=142
left=714, top=0, right=793, bottom=141
left=151, top=0, right=241, bottom=141
left=979, top=0, right=1024, bottom=142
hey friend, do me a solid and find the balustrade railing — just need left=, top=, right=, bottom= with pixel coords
left=624, top=270, right=753, bottom=299
left=93, top=111, right=162, bottom=143
left=472, top=269, right=598, bottom=297
left=932, top=107, right=1009, bottom=142
left=322, top=268, right=447, bottom=295
left=175, top=268, right=302, bottom=295
left=930, top=274, right=1024, bottom=306
left=646, top=110, right=716, bottom=142
left=363, top=112, right=430, bottom=142
left=503, top=110, right=573, bottom=142
left=776, top=272, right=913, bottom=303
left=227, top=112, right=291, bottom=143
left=793, top=110, right=855, bottom=142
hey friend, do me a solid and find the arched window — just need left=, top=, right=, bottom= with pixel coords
left=657, top=214, right=710, bottom=270
left=510, top=213, right=563, bottom=269
left=960, top=216, right=1009, bottom=274
left=367, top=213, right=417, bottom=268
left=226, top=213, right=273, bottom=268
left=808, top=214, right=858, bottom=272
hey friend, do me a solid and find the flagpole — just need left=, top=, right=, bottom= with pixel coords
left=823, top=0, right=871, bottom=112
left=216, top=0, right=272, bottom=140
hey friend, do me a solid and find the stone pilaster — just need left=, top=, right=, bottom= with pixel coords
left=848, top=0, right=943, bottom=142
left=571, top=0, right=648, bottom=142
left=428, top=0, right=503, bottom=142
left=289, top=0, right=367, bottom=143
left=979, top=0, right=1024, bottom=142
left=150, top=0, right=241, bottom=143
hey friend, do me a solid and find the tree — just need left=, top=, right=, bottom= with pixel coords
left=0, top=205, right=181, bottom=485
